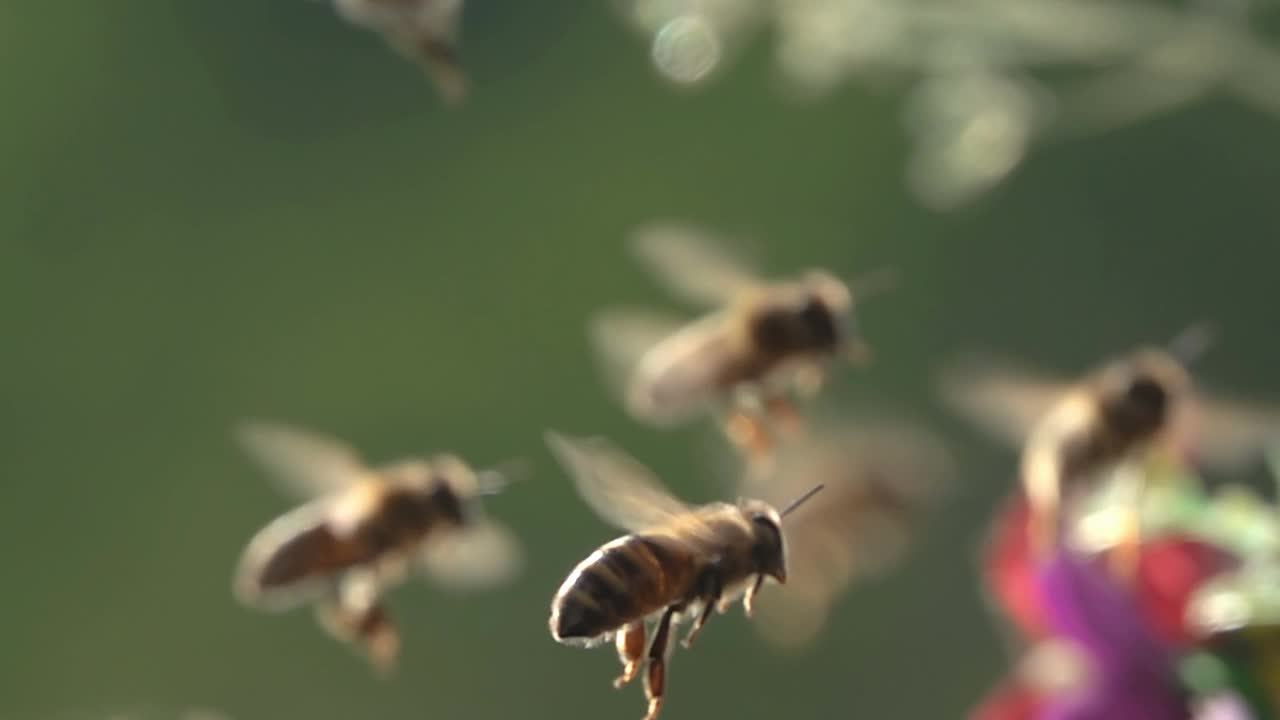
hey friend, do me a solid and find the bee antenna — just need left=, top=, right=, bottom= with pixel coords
left=850, top=267, right=900, bottom=303
left=780, top=484, right=825, bottom=517
left=1167, top=322, right=1216, bottom=367
left=476, top=458, right=530, bottom=496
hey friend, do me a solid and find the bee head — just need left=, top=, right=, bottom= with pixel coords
left=427, top=454, right=482, bottom=526
left=741, top=500, right=788, bottom=584
left=801, top=269, right=880, bottom=364
left=750, top=272, right=850, bottom=356
left=1096, top=349, right=1190, bottom=437
left=801, top=270, right=853, bottom=349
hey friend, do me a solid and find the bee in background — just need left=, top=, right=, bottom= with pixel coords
left=546, top=431, right=823, bottom=720
left=939, top=325, right=1280, bottom=567
left=233, top=420, right=521, bottom=672
left=736, top=415, right=952, bottom=651
left=590, top=221, right=893, bottom=462
left=332, top=0, right=467, bottom=103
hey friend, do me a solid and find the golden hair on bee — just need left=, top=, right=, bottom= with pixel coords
left=590, top=221, right=893, bottom=463
left=545, top=430, right=822, bottom=720
left=232, top=420, right=522, bottom=669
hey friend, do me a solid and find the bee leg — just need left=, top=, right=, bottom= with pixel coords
left=762, top=393, right=805, bottom=442
left=1023, top=449, right=1062, bottom=562
left=723, top=410, right=773, bottom=460
left=742, top=574, right=766, bottom=618
left=681, top=566, right=725, bottom=649
left=356, top=602, right=400, bottom=676
left=613, top=622, right=647, bottom=689
left=643, top=607, right=678, bottom=720
left=1107, top=464, right=1148, bottom=584
left=319, top=573, right=400, bottom=675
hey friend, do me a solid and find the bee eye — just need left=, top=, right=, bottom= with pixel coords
left=1125, top=376, right=1168, bottom=411
left=800, top=297, right=827, bottom=321
left=798, top=297, right=839, bottom=346
left=429, top=483, right=466, bottom=524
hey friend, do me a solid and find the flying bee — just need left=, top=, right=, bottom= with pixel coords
left=546, top=431, right=823, bottom=720
left=735, top=415, right=952, bottom=651
left=332, top=0, right=467, bottom=102
left=233, top=420, right=521, bottom=671
left=591, top=221, right=893, bottom=462
left=939, top=325, right=1280, bottom=566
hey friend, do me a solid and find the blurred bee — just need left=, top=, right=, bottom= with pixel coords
left=233, top=420, right=521, bottom=671
left=736, top=416, right=952, bottom=651
left=591, top=221, right=892, bottom=461
left=939, top=326, right=1280, bottom=565
left=546, top=432, right=824, bottom=720
left=333, top=0, right=467, bottom=102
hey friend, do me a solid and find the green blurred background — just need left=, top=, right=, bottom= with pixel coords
left=4, top=3, right=1280, bottom=719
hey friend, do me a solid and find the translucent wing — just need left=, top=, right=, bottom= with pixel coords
left=594, top=309, right=733, bottom=426
left=749, top=419, right=952, bottom=651
left=236, top=420, right=369, bottom=499
left=420, top=519, right=522, bottom=591
left=936, top=353, right=1073, bottom=448
left=546, top=431, right=689, bottom=533
left=1189, top=389, right=1280, bottom=473
left=629, top=221, right=763, bottom=307
left=588, top=306, right=687, bottom=408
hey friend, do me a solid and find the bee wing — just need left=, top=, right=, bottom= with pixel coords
left=546, top=431, right=689, bottom=533
left=589, top=306, right=687, bottom=403
left=420, top=519, right=523, bottom=591
left=750, top=419, right=953, bottom=651
left=1188, top=390, right=1280, bottom=473
left=592, top=308, right=730, bottom=425
left=629, top=221, right=764, bottom=307
left=936, top=353, right=1072, bottom=447
left=236, top=420, right=369, bottom=499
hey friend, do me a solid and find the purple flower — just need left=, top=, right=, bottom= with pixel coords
left=1038, top=552, right=1191, bottom=720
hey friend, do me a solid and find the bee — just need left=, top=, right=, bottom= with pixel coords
left=939, top=325, right=1280, bottom=564
left=590, top=221, right=891, bottom=461
left=546, top=431, right=823, bottom=720
left=233, top=420, right=521, bottom=671
left=332, top=0, right=467, bottom=102
left=736, top=415, right=952, bottom=651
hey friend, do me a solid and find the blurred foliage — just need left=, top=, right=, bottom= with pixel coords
left=3, top=2, right=1280, bottom=719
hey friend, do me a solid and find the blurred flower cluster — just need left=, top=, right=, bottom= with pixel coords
left=971, top=450, right=1280, bottom=719
left=614, top=0, right=1280, bottom=208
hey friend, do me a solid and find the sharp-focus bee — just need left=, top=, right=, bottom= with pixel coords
left=546, top=432, right=823, bottom=720
left=939, top=327, right=1280, bottom=562
left=737, top=416, right=952, bottom=650
left=332, top=0, right=467, bottom=102
left=591, top=221, right=890, bottom=460
left=233, top=420, right=521, bottom=671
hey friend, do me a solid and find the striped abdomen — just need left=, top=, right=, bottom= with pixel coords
left=550, top=534, right=698, bottom=643
left=242, top=484, right=459, bottom=600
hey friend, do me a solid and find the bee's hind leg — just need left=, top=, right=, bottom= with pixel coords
left=722, top=411, right=772, bottom=460
left=643, top=606, right=679, bottom=720
left=613, top=621, right=646, bottom=689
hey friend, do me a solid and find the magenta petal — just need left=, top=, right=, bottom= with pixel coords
left=1037, top=552, right=1190, bottom=720
left=1133, top=537, right=1237, bottom=648
left=983, top=493, right=1050, bottom=638
left=970, top=675, right=1045, bottom=720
